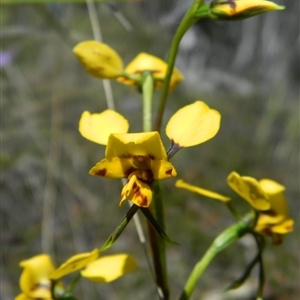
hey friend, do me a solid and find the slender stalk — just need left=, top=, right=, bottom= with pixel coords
left=141, top=71, right=154, bottom=132
left=178, top=219, right=250, bottom=300
left=226, top=201, right=242, bottom=220
left=253, top=234, right=265, bottom=300
left=155, top=0, right=205, bottom=132
left=141, top=72, right=169, bottom=299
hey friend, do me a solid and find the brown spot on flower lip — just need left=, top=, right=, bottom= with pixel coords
left=94, top=168, right=107, bottom=176
left=139, top=195, right=148, bottom=207
left=165, top=169, right=174, bottom=176
left=132, top=181, right=148, bottom=207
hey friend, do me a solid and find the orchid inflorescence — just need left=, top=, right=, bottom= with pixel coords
left=16, top=1, right=293, bottom=300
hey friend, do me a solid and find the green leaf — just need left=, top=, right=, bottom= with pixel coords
left=99, top=204, right=139, bottom=253
left=140, top=207, right=179, bottom=245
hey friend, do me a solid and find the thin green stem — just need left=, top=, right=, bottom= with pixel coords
left=141, top=72, right=169, bottom=299
left=226, top=201, right=242, bottom=220
left=142, top=71, right=154, bottom=132
left=65, top=273, right=81, bottom=294
left=155, top=0, right=205, bottom=132
left=253, top=234, right=265, bottom=300
left=178, top=218, right=251, bottom=300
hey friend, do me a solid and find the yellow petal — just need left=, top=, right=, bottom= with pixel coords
left=166, top=101, right=221, bottom=147
left=79, top=110, right=129, bottom=145
left=151, top=160, right=177, bottom=180
left=117, top=52, right=183, bottom=91
left=175, top=179, right=230, bottom=202
left=120, top=174, right=152, bottom=207
left=15, top=294, right=29, bottom=300
left=267, top=193, right=290, bottom=219
left=50, top=249, right=98, bottom=280
left=89, top=157, right=131, bottom=178
left=256, top=212, right=285, bottom=226
left=73, top=41, right=123, bottom=79
left=227, top=171, right=270, bottom=210
left=210, top=0, right=285, bottom=20
left=19, top=254, right=55, bottom=296
left=81, top=254, right=138, bottom=283
left=272, top=219, right=294, bottom=234
left=105, top=132, right=168, bottom=161
left=259, top=178, right=285, bottom=195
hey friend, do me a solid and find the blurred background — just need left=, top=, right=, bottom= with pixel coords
left=2, top=0, right=299, bottom=299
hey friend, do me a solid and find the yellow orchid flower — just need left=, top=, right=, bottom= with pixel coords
left=254, top=179, right=294, bottom=244
left=73, top=41, right=123, bottom=79
left=81, top=254, right=138, bottom=283
left=90, top=132, right=177, bottom=207
left=209, top=0, right=285, bottom=20
left=16, top=254, right=55, bottom=300
left=16, top=250, right=98, bottom=300
left=117, top=52, right=184, bottom=91
left=227, top=172, right=293, bottom=243
left=79, top=102, right=221, bottom=207
left=73, top=42, right=183, bottom=91
left=16, top=250, right=137, bottom=299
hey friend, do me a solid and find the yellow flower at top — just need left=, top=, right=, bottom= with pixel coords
left=73, top=41, right=123, bottom=79
left=79, top=101, right=221, bottom=207
left=117, top=52, right=183, bottom=92
left=209, top=0, right=285, bottom=20
left=73, top=41, right=183, bottom=92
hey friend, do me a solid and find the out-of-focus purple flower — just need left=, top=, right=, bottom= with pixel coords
left=0, top=49, right=18, bottom=68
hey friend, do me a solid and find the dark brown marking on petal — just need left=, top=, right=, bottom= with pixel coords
left=95, top=168, right=107, bottom=176
left=132, top=182, right=148, bottom=207
left=148, top=154, right=155, bottom=160
left=165, top=168, right=174, bottom=176
left=139, top=195, right=148, bottom=207
left=263, top=209, right=277, bottom=216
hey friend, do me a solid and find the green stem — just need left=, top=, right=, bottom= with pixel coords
left=178, top=218, right=251, bottom=300
left=253, top=234, right=265, bottom=300
left=65, top=273, right=81, bottom=294
left=141, top=72, right=169, bottom=299
left=154, top=0, right=205, bottom=132
left=142, top=71, right=154, bottom=132
left=226, top=201, right=242, bottom=220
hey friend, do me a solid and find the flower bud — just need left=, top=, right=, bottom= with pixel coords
left=209, top=0, right=285, bottom=20
left=73, top=41, right=123, bottom=79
